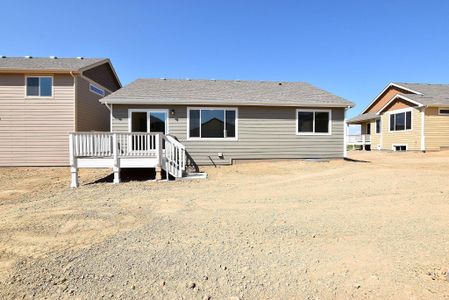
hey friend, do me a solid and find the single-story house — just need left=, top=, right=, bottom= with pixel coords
left=347, top=82, right=449, bottom=151
left=0, top=56, right=121, bottom=166
left=104, top=78, right=353, bottom=163
left=69, top=78, right=354, bottom=186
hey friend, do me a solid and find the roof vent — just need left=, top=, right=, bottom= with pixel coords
left=76, top=56, right=84, bottom=60
left=24, top=55, right=32, bottom=59
left=211, top=78, right=216, bottom=81
left=186, top=78, right=191, bottom=81
left=160, top=78, right=166, bottom=80
left=278, top=82, right=282, bottom=86
left=0, top=55, right=6, bottom=58
left=49, top=56, right=58, bottom=59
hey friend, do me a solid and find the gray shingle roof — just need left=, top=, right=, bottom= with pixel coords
left=393, top=83, right=449, bottom=106
left=100, top=78, right=354, bottom=107
left=0, top=57, right=106, bottom=72
left=347, top=112, right=379, bottom=124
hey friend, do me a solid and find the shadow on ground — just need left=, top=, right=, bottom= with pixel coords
left=87, top=168, right=170, bottom=185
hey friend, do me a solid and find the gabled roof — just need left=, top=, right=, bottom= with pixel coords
left=100, top=78, right=354, bottom=108
left=349, top=82, right=449, bottom=124
left=0, top=56, right=108, bottom=72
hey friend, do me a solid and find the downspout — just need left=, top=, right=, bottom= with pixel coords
left=104, top=102, right=113, bottom=132
left=70, top=71, right=77, bottom=131
left=421, top=106, right=426, bottom=152
left=343, top=106, right=350, bottom=158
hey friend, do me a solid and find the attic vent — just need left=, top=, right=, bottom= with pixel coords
left=49, top=56, right=58, bottom=59
left=76, top=56, right=84, bottom=60
left=24, top=55, right=32, bottom=59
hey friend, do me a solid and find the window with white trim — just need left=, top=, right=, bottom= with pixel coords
left=89, top=83, right=105, bottom=96
left=26, top=76, right=52, bottom=97
left=188, top=108, right=237, bottom=139
left=296, top=109, right=331, bottom=134
left=389, top=111, right=412, bottom=131
left=439, top=108, right=449, bottom=115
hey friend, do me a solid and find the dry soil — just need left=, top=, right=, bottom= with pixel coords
left=0, top=151, right=449, bottom=299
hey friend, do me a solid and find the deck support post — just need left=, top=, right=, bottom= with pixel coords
left=155, top=133, right=163, bottom=181
left=113, top=166, right=120, bottom=184
left=69, top=133, right=79, bottom=188
left=70, top=166, right=79, bottom=188
left=112, top=133, right=120, bottom=184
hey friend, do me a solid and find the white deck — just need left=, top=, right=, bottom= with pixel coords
left=69, top=132, right=186, bottom=187
left=347, top=134, right=371, bottom=146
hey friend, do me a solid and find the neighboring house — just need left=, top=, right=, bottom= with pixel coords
left=347, top=82, right=449, bottom=152
left=69, top=78, right=353, bottom=186
left=0, top=56, right=121, bottom=166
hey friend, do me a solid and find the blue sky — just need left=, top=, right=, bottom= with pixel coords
left=1, top=0, right=449, bottom=120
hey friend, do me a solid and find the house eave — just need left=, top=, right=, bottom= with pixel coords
left=100, top=99, right=354, bottom=108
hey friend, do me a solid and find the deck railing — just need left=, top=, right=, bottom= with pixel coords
left=164, top=135, right=186, bottom=178
left=69, top=132, right=186, bottom=180
left=347, top=134, right=371, bottom=145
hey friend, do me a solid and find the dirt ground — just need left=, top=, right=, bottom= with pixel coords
left=1, top=151, right=449, bottom=299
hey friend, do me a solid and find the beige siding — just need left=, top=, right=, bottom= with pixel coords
left=380, top=107, right=422, bottom=151
left=369, top=121, right=381, bottom=149
left=0, top=73, right=75, bottom=166
left=112, top=105, right=345, bottom=165
left=75, top=77, right=110, bottom=132
left=425, top=107, right=449, bottom=151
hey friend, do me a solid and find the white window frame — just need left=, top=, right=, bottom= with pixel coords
left=296, top=109, right=332, bottom=136
left=128, top=109, right=170, bottom=134
left=392, top=144, right=408, bottom=151
left=388, top=108, right=413, bottom=132
left=25, top=75, right=54, bottom=98
left=89, top=83, right=105, bottom=96
left=187, top=107, right=238, bottom=141
left=438, top=108, right=449, bottom=116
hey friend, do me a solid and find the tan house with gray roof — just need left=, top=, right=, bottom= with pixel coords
left=348, top=82, right=449, bottom=152
left=0, top=56, right=121, bottom=166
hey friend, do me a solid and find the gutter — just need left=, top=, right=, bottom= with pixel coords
left=70, top=71, right=77, bottom=131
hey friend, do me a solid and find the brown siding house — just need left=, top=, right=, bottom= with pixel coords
left=0, top=57, right=121, bottom=166
left=348, top=82, right=449, bottom=152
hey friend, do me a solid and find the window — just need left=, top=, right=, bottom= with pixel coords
left=89, top=83, right=105, bottom=96
left=439, top=108, right=449, bottom=115
left=188, top=108, right=237, bottom=139
left=393, top=145, right=407, bottom=151
left=375, top=119, right=381, bottom=134
left=389, top=110, right=412, bottom=131
left=296, top=109, right=331, bottom=135
left=366, top=123, right=371, bottom=135
left=26, top=76, right=52, bottom=97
